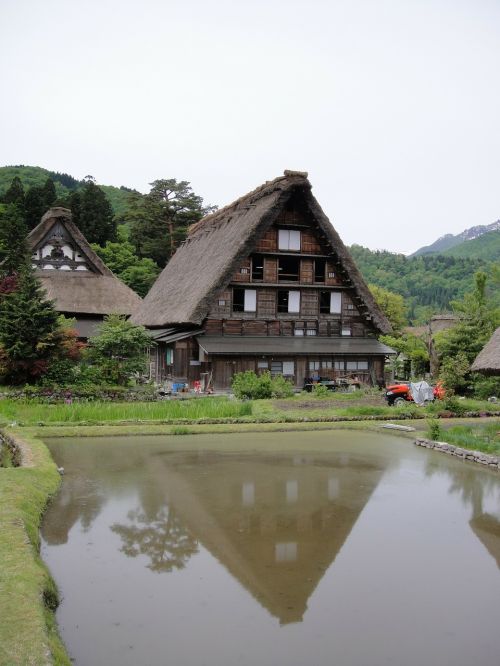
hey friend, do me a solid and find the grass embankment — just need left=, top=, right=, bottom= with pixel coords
left=0, top=431, right=70, bottom=665
left=429, top=421, right=500, bottom=455
left=1, top=393, right=499, bottom=428
left=0, top=396, right=252, bottom=426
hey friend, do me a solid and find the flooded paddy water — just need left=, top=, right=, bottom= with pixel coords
left=41, top=430, right=500, bottom=666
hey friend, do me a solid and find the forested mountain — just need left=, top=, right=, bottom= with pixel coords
left=349, top=245, right=497, bottom=323
left=0, top=165, right=136, bottom=217
left=439, top=230, right=500, bottom=261
left=411, top=219, right=500, bottom=257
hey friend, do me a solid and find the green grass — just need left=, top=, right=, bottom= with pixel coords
left=430, top=421, right=500, bottom=455
left=0, top=431, right=70, bottom=665
left=0, top=396, right=252, bottom=425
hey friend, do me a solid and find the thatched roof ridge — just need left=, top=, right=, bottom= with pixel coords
left=471, top=327, right=500, bottom=375
left=132, top=171, right=391, bottom=333
left=28, top=207, right=142, bottom=316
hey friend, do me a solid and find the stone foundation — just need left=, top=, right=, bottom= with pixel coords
left=415, top=437, right=500, bottom=471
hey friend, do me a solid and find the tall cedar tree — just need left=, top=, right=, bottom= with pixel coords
left=24, top=178, right=57, bottom=229
left=0, top=204, right=29, bottom=274
left=2, top=176, right=25, bottom=205
left=127, top=179, right=215, bottom=267
left=70, top=176, right=117, bottom=245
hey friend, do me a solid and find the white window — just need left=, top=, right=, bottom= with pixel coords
left=358, top=361, right=368, bottom=370
left=218, top=299, right=226, bottom=306
left=306, top=329, right=317, bottom=336
left=288, top=291, right=300, bottom=313
left=275, top=542, right=298, bottom=562
left=341, top=327, right=351, bottom=336
left=294, top=328, right=304, bottom=336
left=244, top=289, right=256, bottom=312
left=309, top=361, right=320, bottom=371
left=242, top=482, right=255, bottom=507
left=330, top=292, right=342, bottom=313
left=322, top=360, right=333, bottom=368
left=257, top=360, right=268, bottom=369
left=282, top=361, right=295, bottom=376
left=278, top=229, right=301, bottom=251
left=240, top=267, right=249, bottom=274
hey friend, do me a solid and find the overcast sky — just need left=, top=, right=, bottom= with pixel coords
left=1, top=0, right=499, bottom=253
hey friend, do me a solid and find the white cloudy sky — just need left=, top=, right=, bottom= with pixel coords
left=1, top=0, right=499, bottom=253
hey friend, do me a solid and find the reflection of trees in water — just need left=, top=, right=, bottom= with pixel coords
left=111, top=505, right=198, bottom=573
left=42, top=478, right=106, bottom=545
left=425, top=457, right=500, bottom=568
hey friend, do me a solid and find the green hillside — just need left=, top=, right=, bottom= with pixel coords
left=0, top=165, right=136, bottom=218
left=349, top=244, right=497, bottom=323
left=441, top=230, right=500, bottom=261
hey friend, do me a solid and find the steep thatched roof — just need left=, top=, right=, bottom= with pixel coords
left=471, top=328, right=500, bottom=375
left=28, top=208, right=142, bottom=316
left=132, top=171, right=391, bottom=333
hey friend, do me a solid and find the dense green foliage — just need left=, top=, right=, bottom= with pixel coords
left=127, top=179, right=215, bottom=267
left=84, top=314, right=153, bottom=385
left=351, top=244, right=495, bottom=322
left=434, top=272, right=499, bottom=393
left=232, top=370, right=294, bottom=399
left=91, top=226, right=160, bottom=296
left=69, top=176, right=116, bottom=245
left=369, top=284, right=407, bottom=332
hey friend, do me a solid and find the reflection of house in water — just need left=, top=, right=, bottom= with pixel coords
left=470, top=514, right=500, bottom=569
left=152, top=451, right=387, bottom=625
left=425, top=456, right=500, bottom=571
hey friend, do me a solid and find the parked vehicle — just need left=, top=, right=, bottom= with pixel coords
left=303, top=377, right=352, bottom=393
left=385, top=381, right=445, bottom=406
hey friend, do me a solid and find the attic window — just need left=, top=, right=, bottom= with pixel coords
left=278, top=229, right=301, bottom=251
left=252, top=254, right=264, bottom=281
left=314, top=258, right=326, bottom=282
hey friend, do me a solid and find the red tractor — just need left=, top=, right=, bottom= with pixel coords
left=385, top=381, right=445, bottom=406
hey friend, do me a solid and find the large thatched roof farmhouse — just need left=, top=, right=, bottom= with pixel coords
left=28, top=207, right=142, bottom=338
left=132, top=171, right=394, bottom=389
left=471, top=327, right=500, bottom=376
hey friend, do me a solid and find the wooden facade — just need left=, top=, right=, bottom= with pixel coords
left=136, top=172, right=394, bottom=389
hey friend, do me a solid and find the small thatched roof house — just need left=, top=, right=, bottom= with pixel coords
left=471, top=327, right=500, bottom=376
left=133, top=171, right=394, bottom=389
left=28, top=207, right=142, bottom=338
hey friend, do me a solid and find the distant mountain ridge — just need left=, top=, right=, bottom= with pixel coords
left=411, top=219, right=500, bottom=256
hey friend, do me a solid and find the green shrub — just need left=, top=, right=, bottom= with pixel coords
left=426, top=418, right=441, bottom=441
left=312, top=383, right=330, bottom=398
left=441, top=396, right=467, bottom=415
left=232, top=371, right=293, bottom=399
left=270, top=374, right=294, bottom=398
left=473, top=376, right=500, bottom=400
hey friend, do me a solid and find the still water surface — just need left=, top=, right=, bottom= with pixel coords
left=41, top=430, right=500, bottom=666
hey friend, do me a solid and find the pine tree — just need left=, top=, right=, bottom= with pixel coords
left=0, top=266, right=60, bottom=383
left=127, top=179, right=215, bottom=267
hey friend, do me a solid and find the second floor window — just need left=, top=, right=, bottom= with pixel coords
left=278, top=256, right=300, bottom=282
left=320, top=291, right=342, bottom=314
left=277, top=290, right=300, bottom=313
left=278, top=229, right=301, bottom=251
left=233, top=288, right=256, bottom=312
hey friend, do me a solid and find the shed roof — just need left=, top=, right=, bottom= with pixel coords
left=131, top=171, right=391, bottom=334
left=198, top=336, right=395, bottom=356
left=471, top=327, right=500, bottom=375
left=28, top=208, right=142, bottom=316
